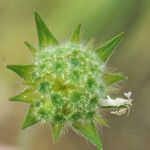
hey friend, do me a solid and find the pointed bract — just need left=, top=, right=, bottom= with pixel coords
left=94, top=115, right=109, bottom=127
left=7, top=65, right=34, bottom=80
left=72, top=122, right=102, bottom=150
left=22, top=106, right=39, bottom=129
left=24, top=41, right=36, bottom=55
left=34, top=11, right=58, bottom=49
left=71, top=24, right=81, bottom=44
left=86, top=38, right=95, bottom=51
left=10, top=88, right=35, bottom=103
left=95, top=32, right=124, bottom=62
left=103, top=72, right=126, bottom=85
left=51, top=123, right=65, bottom=141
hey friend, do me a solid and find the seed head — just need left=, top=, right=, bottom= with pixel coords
left=7, top=11, right=132, bottom=150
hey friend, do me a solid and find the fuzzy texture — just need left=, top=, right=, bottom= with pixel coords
left=7, top=11, right=132, bottom=150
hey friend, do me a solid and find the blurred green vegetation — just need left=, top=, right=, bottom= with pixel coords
left=0, top=0, right=150, bottom=150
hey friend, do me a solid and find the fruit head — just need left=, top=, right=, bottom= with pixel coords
left=7, top=11, right=130, bottom=150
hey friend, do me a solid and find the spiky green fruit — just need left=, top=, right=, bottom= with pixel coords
left=7, top=11, right=132, bottom=150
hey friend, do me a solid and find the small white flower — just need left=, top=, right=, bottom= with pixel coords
left=100, top=92, right=133, bottom=116
left=100, top=92, right=132, bottom=107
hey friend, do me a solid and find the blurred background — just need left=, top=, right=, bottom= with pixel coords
left=0, top=0, right=150, bottom=150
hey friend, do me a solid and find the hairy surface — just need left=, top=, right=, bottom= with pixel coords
left=7, top=11, right=132, bottom=150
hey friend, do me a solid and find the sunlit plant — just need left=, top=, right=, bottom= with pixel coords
left=7, top=11, right=132, bottom=150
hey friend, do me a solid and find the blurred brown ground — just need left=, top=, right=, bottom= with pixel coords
left=0, top=0, right=150, bottom=150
